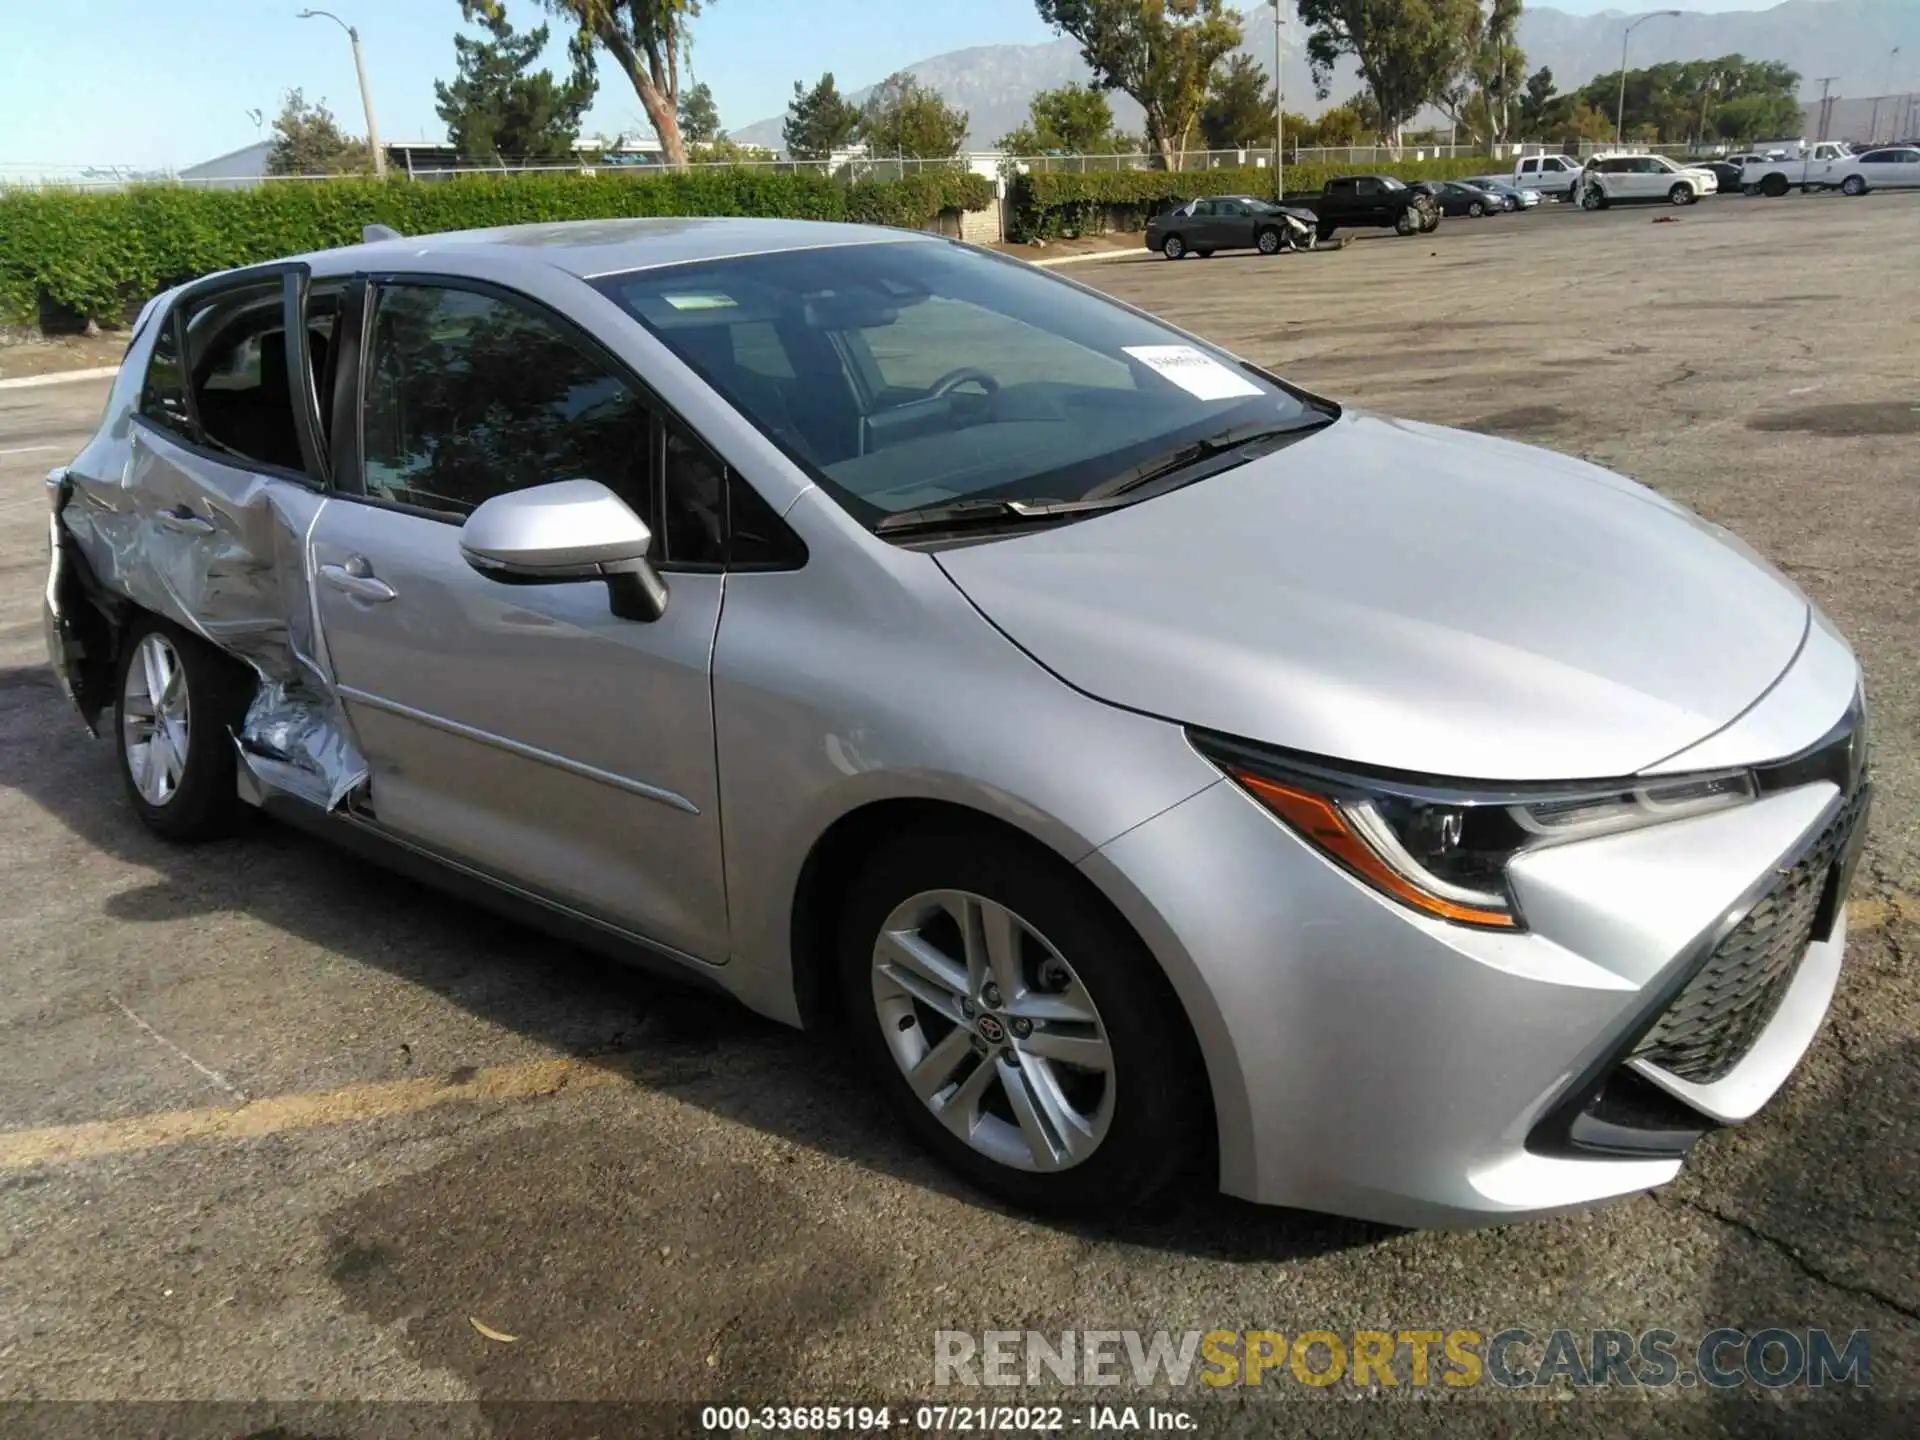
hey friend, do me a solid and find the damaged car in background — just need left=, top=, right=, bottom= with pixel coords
left=45, top=218, right=1871, bottom=1227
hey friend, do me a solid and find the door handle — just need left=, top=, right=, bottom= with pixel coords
left=156, top=505, right=214, bottom=536
left=319, top=559, right=397, bottom=603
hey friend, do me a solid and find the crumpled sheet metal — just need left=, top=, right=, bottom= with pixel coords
left=63, top=444, right=369, bottom=810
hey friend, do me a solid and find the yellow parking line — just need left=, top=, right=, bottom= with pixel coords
left=0, top=1055, right=631, bottom=1173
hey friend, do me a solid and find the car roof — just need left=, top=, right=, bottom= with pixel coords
left=300, top=216, right=939, bottom=282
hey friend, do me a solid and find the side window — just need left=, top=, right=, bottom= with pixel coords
left=138, top=305, right=192, bottom=437
left=360, top=283, right=653, bottom=523
left=1327, top=178, right=1355, bottom=195
left=140, top=279, right=313, bottom=475
left=662, top=424, right=725, bottom=567
left=1354, top=178, right=1382, bottom=198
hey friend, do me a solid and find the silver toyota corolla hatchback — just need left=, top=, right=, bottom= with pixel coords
left=44, top=218, right=1869, bottom=1227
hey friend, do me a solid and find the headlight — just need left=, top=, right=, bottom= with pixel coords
left=1190, top=732, right=1757, bottom=931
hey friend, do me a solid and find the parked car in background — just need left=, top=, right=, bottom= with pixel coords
left=1576, top=154, right=1719, bottom=208
left=1514, top=153, right=1584, bottom=199
left=44, top=215, right=1871, bottom=1229
left=1833, top=146, right=1920, bottom=195
left=1283, top=174, right=1438, bottom=239
left=1145, top=195, right=1321, bottom=259
left=1742, top=141, right=1852, bottom=196
left=1467, top=177, right=1541, bottom=209
left=1414, top=180, right=1508, bottom=217
left=1692, top=160, right=1748, bottom=195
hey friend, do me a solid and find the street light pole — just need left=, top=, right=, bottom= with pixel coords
left=1271, top=0, right=1285, bottom=202
left=1617, top=11, right=1682, bottom=147
left=297, top=9, right=386, bottom=177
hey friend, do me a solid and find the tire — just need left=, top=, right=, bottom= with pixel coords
left=839, top=825, right=1206, bottom=1218
left=1395, top=209, right=1417, bottom=235
left=1669, top=183, right=1695, bottom=206
left=1256, top=226, right=1281, bottom=255
left=1160, top=233, right=1185, bottom=259
left=1842, top=175, right=1866, bottom=197
left=1194, top=248, right=1214, bottom=258
left=1762, top=173, right=1789, bottom=198
left=1421, top=208, right=1440, bottom=232
left=113, top=615, right=255, bottom=841
left=1468, top=200, right=1485, bottom=217
left=1315, top=222, right=1336, bottom=242
left=1581, top=184, right=1607, bottom=211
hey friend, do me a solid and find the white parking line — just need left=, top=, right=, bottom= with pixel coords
left=0, top=444, right=66, bottom=456
left=0, top=366, right=119, bottom=391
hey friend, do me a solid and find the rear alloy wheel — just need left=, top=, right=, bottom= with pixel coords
left=114, top=617, right=254, bottom=841
left=1160, top=233, right=1186, bottom=259
left=1669, top=182, right=1696, bottom=206
left=1841, top=175, right=1866, bottom=197
left=1256, top=226, right=1282, bottom=255
left=841, top=829, right=1204, bottom=1216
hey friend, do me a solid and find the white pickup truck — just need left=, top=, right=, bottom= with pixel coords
left=1741, top=142, right=1854, bottom=196
left=1513, top=153, right=1584, bottom=199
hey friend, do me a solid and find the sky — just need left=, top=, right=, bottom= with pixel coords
left=0, top=0, right=1805, bottom=176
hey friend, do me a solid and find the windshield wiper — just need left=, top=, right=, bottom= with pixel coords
left=873, top=415, right=1336, bottom=538
left=874, top=494, right=1128, bottom=537
left=1083, top=416, right=1333, bottom=501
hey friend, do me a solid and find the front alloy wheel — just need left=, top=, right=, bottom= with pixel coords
left=1669, top=183, right=1695, bottom=205
left=1581, top=185, right=1606, bottom=210
left=840, top=828, right=1205, bottom=1216
left=872, top=891, right=1113, bottom=1173
left=1256, top=227, right=1281, bottom=255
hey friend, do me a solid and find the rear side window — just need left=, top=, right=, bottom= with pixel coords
left=138, top=308, right=191, bottom=435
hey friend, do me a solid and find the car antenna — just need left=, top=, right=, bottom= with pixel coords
left=363, top=223, right=403, bottom=243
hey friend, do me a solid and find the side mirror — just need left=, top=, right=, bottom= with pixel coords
left=459, top=479, right=668, bottom=622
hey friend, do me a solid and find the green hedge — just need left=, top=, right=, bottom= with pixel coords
left=1010, top=158, right=1500, bottom=239
left=0, top=168, right=996, bottom=326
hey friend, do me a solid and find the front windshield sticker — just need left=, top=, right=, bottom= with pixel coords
left=1122, top=345, right=1264, bottom=402
left=662, top=293, right=738, bottom=310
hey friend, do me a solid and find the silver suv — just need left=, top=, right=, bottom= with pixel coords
left=45, top=218, right=1869, bottom=1227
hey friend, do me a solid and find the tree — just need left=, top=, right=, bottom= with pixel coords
left=1013, top=82, right=1122, bottom=152
left=1035, top=0, right=1244, bottom=167
left=434, top=3, right=597, bottom=163
left=857, top=72, right=970, bottom=160
left=783, top=72, right=861, bottom=160
left=1713, top=92, right=1804, bottom=143
left=1298, top=101, right=1369, bottom=147
left=678, top=80, right=724, bottom=143
left=506, top=1, right=706, bottom=168
left=1296, top=0, right=1483, bottom=152
left=266, top=89, right=370, bottom=175
left=1199, top=53, right=1273, bottom=151
left=1470, top=0, right=1525, bottom=146
left=1515, top=66, right=1557, bottom=136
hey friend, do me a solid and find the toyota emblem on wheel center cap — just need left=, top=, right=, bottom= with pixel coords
left=975, top=1013, right=1007, bottom=1046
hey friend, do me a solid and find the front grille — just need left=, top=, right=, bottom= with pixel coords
left=1634, top=786, right=1869, bottom=1085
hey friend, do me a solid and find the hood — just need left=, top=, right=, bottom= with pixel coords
left=936, top=414, right=1809, bottom=782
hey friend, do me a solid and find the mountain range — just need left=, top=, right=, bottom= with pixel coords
left=732, top=0, right=1920, bottom=151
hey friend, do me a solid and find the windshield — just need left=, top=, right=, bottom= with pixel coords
left=1378, top=176, right=1407, bottom=190
left=596, top=241, right=1328, bottom=528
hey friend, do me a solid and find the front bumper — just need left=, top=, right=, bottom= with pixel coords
left=1080, top=689, right=1867, bottom=1228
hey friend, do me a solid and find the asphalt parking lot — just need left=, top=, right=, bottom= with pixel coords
left=1, top=193, right=1917, bottom=1433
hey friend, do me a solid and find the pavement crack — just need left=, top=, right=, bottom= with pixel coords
left=107, top=993, right=249, bottom=1102
left=1674, top=1194, right=1920, bottom=1323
